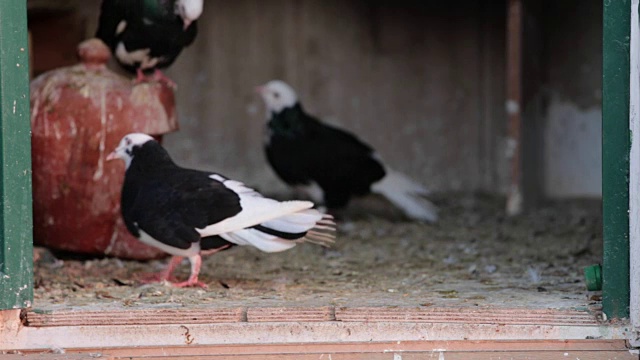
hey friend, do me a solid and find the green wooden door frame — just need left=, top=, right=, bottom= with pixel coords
left=0, top=0, right=632, bottom=320
left=0, top=0, right=33, bottom=310
left=603, top=0, right=632, bottom=320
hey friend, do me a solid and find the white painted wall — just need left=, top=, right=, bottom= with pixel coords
left=544, top=99, right=602, bottom=198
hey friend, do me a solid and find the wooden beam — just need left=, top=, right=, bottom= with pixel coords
left=1, top=321, right=631, bottom=351
left=603, top=0, right=631, bottom=320
left=0, top=0, right=34, bottom=311
left=25, top=306, right=600, bottom=327
left=629, top=0, right=640, bottom=347
left=10, top=340, right=638, bottom=360
left=505, top=0, right=523, bottom=216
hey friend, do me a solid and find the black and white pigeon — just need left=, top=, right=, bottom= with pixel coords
left=95, top=0, right=202, bottom=87
left=106, top=133, right=335, bottom=288
left=256, top=80, right=438, bottom=223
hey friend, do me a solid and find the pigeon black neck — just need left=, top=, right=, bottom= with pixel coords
left=143, top=0, right=175, bottom=20
left=268, top=103, right=309, bottom=137
left=128, top=141, right=177, bottom=172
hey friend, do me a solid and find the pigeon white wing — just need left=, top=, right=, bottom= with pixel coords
left=196, top=176, right=314, bottom=236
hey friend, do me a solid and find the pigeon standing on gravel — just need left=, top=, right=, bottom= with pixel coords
left=107, top=133, right=335, bottom=288
left=256, top=80, right=438, bottom=223
left=96, top=0, right=202, bottom=86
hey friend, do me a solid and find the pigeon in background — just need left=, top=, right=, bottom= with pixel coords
left=107, top=133, right=335, bottom=288
left=256, top=80, right=438, bottom=223
left=96, top=0, right=202, bottom=87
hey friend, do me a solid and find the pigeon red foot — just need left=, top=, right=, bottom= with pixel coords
left=170, top=255, right=207, bottom=288
left=169, top=245, right=231, bottom=287
left=138, top=255, right=183, bottom=284
left=152, top=69, right=177, bottom=89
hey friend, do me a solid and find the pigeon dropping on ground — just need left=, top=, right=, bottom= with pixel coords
left=96, top=0, right=202, bottom=87
left=256, top=80, right=438, bottom=223
left=107, top=133, right=335, bottom=288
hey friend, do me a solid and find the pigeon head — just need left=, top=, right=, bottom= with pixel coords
left=256, top=80, right=298, bottom=114
left=107, top=133, right=155, bottom=169
left=175, top=0, right=203, bottom=30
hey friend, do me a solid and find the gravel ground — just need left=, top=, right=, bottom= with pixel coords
left=33, top=193, right=602, bottom=312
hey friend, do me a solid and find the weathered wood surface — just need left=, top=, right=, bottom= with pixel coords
left=26, top=306, right=600, bottom=327
left=2, top=321, right=631, bottom=352
left=27, top=307, right=245, bottom=327
left=505, top=0, right=523, bottom=216
left=108, top=352, right=637, bottom=360
left=602, top=0, right=632, bottom=320
left=164, top=0, right=508, bottom=194
left=334, top=307, right=599, bottom=326
left=0, top=0, right=34, bottom=311
left=13, top=340, right=636, bottom=359
left=27, top=0, right=606, bottom=197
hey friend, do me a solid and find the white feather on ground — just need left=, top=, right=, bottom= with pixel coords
left=371, top=168, right=439, bottom=223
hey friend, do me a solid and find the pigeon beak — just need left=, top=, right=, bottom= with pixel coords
left=183, top=19, right=192, bottom=30
left=254, top=86, right=265, bottom=95
left=106, top=150, right=119, bottom=161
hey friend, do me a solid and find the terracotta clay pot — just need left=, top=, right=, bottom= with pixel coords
left=30, top=38, right=178, bottom=260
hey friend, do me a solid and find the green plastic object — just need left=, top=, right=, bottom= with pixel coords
left=584, top=264, right=603, bottom=291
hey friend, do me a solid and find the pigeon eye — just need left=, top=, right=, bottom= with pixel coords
left=273, top=92, right=280, bottom=99
left=125, top=138, right=132, bottom=146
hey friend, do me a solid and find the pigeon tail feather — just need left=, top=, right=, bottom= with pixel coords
left=261, top=209, right=328, bottom=233
left=371, top=168, right=438, bottom=223
left=197, top=178, right=315, bottom=236
left=219, top=211, right=335, bottom=252
left=198, top=199, right=313, bottom=237
left=220, top=229, right=298, bottom=252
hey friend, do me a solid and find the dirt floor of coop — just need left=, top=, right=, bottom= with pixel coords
left=30, top=193, right=604, bottom=316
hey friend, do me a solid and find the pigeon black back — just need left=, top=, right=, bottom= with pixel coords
left=258, top=80, right=438, bottom=222
left=266, top=103, right=386, bottom=208
left=121, top=141, right=242, bottom=250
left=96, top=0, right=198, bottom=74
left=108, top=132, right=335, bottom=287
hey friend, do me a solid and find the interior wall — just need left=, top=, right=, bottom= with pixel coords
left=541, top=0, right=603, bottom=198
left=28, top=0, right=603, bottom=198
left=163, top=0, right=508, bottom=195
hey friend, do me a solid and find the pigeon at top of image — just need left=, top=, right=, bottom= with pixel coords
left=106, top=133, right=335, bottom=288
left=96, top=0, right=203, bottom=87
left=256, top=80, right=438, bottom=223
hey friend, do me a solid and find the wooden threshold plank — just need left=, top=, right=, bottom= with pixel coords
left=25, top=306, right=599, bottom=327
left=110, top=353, right=638, bottom=360
left=404, top=352, right=636, bottom=360
left=52, top=340, right=633, bottom=357
left=14, top=340, right=634, bottom=360
left=0, top=355, right=113, bottom=360
left=4, top=321, right=631, bottom=352
left=247, top=306, right=335, bottom=322
left=335, top=307, right=600, bottom=326
left=27, top=307, right=245, bottom=327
